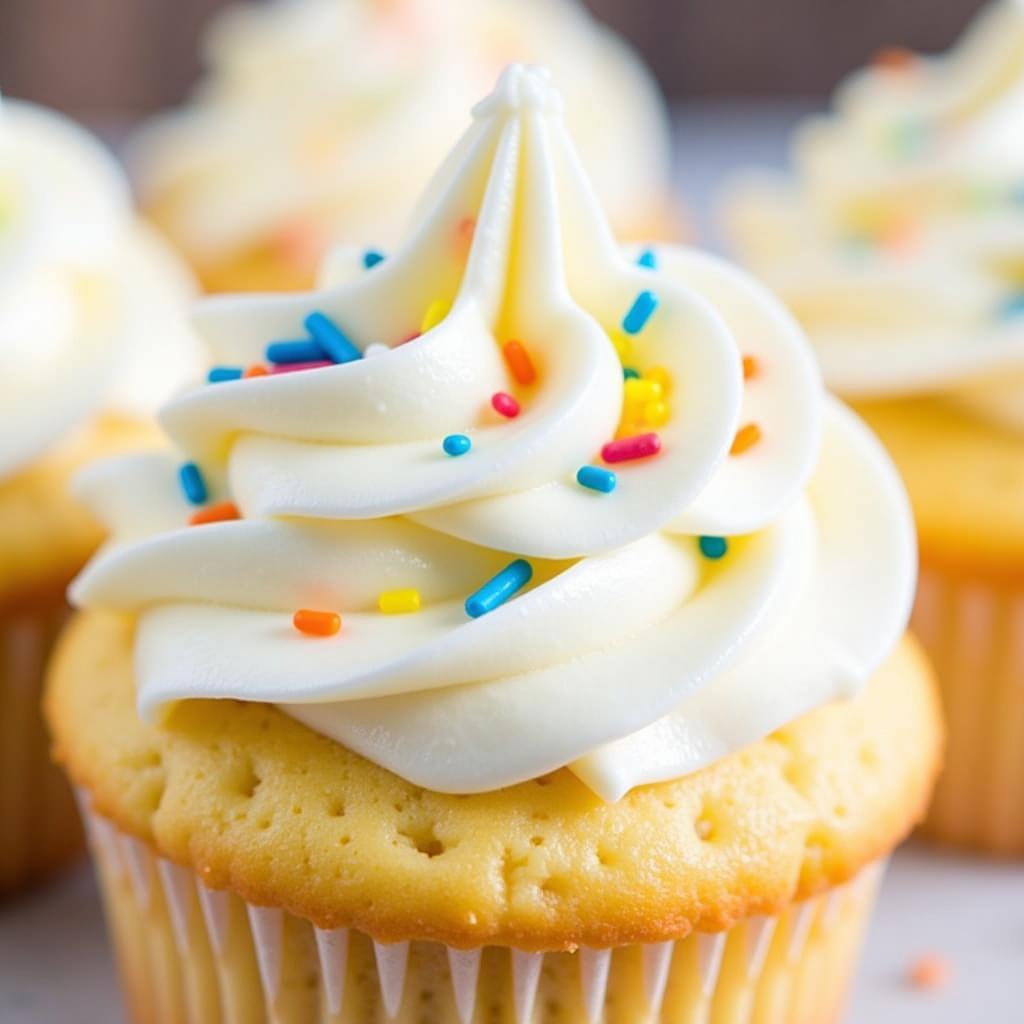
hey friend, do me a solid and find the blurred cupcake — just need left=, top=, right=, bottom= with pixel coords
left=724, top=0, right=1024, bottom=853
left=130, top=0, right=680, bottom=293
left=51, top=67, right=938, bottom=1023
left=0, top=96, right=199, bottom=893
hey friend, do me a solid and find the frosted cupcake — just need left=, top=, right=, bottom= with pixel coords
left=0, top=96, right=199, bottom=893
left=725, top=0, right=1024, bottom=854
left=130, top=0, right=679, bottom=293
left=50, top=68, right=939, bottom=1023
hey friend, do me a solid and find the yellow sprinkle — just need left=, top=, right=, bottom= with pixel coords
left=378, top=589, right=422, bottom=614
left=624, top=378, right=662, bottom=403
left=645, top=366, right=672, bottom=396
left=420, top=300, right=450, bottom=333
left=643, top=401, right=670, bottom=427
left=610, top=330, right=633, bottom=361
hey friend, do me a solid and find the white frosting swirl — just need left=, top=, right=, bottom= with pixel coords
left=724, top=0, right=1024, bottom=429
left=129, top=0, right=673, bottom=268
left=0, top=97, right=201, bottom=480
left=73, top=67, right=914, bottom=800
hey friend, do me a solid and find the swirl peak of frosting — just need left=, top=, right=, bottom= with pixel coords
left=724, top=0, right=1024, bottom=426
left=73, top=66, right=915, bottom=800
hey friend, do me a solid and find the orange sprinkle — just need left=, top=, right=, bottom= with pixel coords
left=293, top=609, right=341, bottom=637
left=874, top=47, right=917, bottom=74
left=502, top=340, right=537, bottom=386
left=907, top=953, right=951, bottom=991
left=730, top=423, right=762, bottom=456
left=188, top=501, right=241, bottom=526
left=742, top=355, right=760, bottom=380
left=244, top=364, right=269, bottom=378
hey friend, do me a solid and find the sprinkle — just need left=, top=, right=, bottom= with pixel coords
left=443, top=434, right=472, bottom=456
left=645, top=366, right=672, bottom=396
left=399, top=331, right=422, bottom=345
left=456, top=217, right=476, bottom=244
left=601, top=433, right=661, bottom=464
left=306, top=311, right=362, bottom=364
left=208, top=366, right=243, bottom=383
left=491, top=392, right=520, bottom=418
left=636, top=249, right=657, bottom=270
left=611, top=332, right=634, bottom=362
left=730, top=423, right=762, bottom=455
left=465, top=559, right=532, bottom=618
left=189, top=501, right=240, bottom=526
left=270, top=360, right=334, bottom=374
left=624, top=378, right=662, bottom=404
left=698, top=536, right=728, bottom=559
left=999, top=294, right=1024, bottom=319
left=907, top=953, right=951, bottom=991
left=622, top=290, right=659, bottom=335
left=622, top=367, right=640, bottom=380
left=742, top=355, right=760, bottom=380
left=420, top=299, right=450, bottom=333
left=378, top=589, right=421, bottom=614
left=873, top=46, right=917, bottom=73
left=502, top=340, right=537, bottom=386
left=266, top=339, right=325, bottom=365
left=293, top=609, right=341, bottom=637
left=178, top=463, right=208, bottom=505
left=363, top=249, right=385, bottom=269
left=577, top=465, right=617, bottom=493
left=364, top=343, right=390, bottom=358
left=643, top=401, right=669, bottom=427
left=244, top=365, right=269, bottom=378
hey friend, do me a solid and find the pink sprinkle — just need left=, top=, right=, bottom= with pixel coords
left=601, top=433, right=662, bottom=464
left=491, top=392, right=520, bottom=418
left=270, top=360, right=334, bottom=374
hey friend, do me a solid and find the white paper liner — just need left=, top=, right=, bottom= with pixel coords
left=79, top=799, right=886, bottom=1023
left=913, top=563, right=1024, bottom=854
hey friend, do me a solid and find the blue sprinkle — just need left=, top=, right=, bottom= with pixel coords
left=623, top=367, right=641, bottom=380
left=636, top=249, right=657, bottom=270
left=577, top=465, right=617, bottom=493
left=305, top=311, right=362, bottom=364
left=443, top=434, right=472, bottom=456
left=178, top=462, right=208, bottom=505
left=698, top=536, right=729, bottom=560
left=363, top=249, right=386, bottom=269
left=208, top=366, right=243, bottom=383
left=999, top=294, right=1024, bottom=319
left=465, top=559, right=533, bottom=618
left=266, top=338, right=325, bottom=364
left=622, top=290, right=659, bottom=335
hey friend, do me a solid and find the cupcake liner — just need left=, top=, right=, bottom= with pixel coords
left=80, top=798, right=885, bottom=1024
left=0, top=601, right=83, bottom=893
left=913, top=561, right=1024, bottom=855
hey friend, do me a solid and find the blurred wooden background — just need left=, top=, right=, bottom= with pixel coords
left=0, top=0, right=987, bottom=116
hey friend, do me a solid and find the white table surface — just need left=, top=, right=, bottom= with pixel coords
left=1, top=100, right=1019, bottom=1023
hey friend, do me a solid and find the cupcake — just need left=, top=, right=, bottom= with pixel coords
left=724, top=0, right=1024, bottom=854
left=130, top=0, right=679, bottom=294
left=49, top=67, right=939, bottom=1023
left=0, top=96, right=199, bottom=893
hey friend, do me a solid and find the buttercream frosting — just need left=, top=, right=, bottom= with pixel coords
left=724, top=0, right=1024, bottom=430
left=0, top=97, right=200, bottom=480
left=73, top=67, right=915, bottom=800
left=129, top=0, right=674, bottom=273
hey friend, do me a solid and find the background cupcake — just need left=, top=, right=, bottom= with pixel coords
left=50, top=67, right=939, bottom=1022
left=724, top=0, right=1024, bottom=853
left=0, top=95, right=199, bottom=893
left=128, top=0, right=679, bottom=293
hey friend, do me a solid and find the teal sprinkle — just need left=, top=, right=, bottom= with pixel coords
left=698, top=536, right=728, bottom=560
left=623, top=367, right=641, bottom=380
